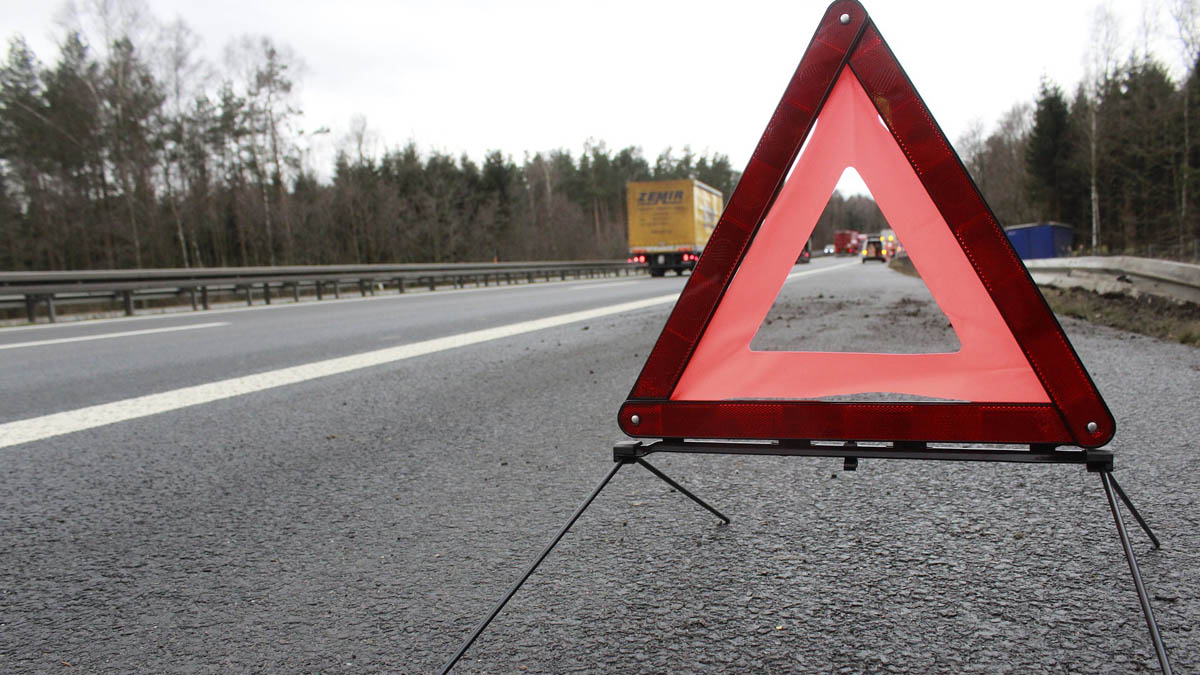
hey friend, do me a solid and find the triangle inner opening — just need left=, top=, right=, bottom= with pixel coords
left=749, top=168, right=961, bottom=355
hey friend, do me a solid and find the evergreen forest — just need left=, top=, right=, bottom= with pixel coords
left=2, top=2, right=1198, bottom=271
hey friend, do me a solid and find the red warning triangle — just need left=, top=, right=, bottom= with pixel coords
left=618, top=0, right=1114, bottom=448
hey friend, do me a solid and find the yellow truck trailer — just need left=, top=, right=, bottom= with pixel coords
left=626, top=179, right=723, bottom=277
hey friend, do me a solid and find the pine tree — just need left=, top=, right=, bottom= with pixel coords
left=1026, top=80, right=1074, bottom=222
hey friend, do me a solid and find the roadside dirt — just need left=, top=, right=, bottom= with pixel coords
left=1039, top=286, right=1200, bottom=346
left=888, top=255, right=1200, bottom=347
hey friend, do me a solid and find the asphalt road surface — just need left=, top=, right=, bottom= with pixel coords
left=2, top=257, right=1197, bottom=673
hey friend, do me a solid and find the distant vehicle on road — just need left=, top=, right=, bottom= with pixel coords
left=853, top=233, right=868, bottom=255
left=823, top=244, right=835, bottom=255
left=834, top=229, right=859, bottom=255
left=861, top=236, right=888, bottom=263
left=879, top=228, right=901, bottom=257
left=626, top=179, right=723, bottom=277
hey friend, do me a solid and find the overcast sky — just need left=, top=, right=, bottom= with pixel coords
left=0, top=0, right=1181, bottom=192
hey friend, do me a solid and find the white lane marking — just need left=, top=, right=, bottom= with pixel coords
left=785, top=260, right=859, bottom=281
left=0, top=322, right=229, bottom=351
left=0, top=293, right=681, bottom=449
left=567, top=280, right=640, bottom=290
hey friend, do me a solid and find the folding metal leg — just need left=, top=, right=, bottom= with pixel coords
left=1099, top=471, right=1172, bottom=674
left=438, top=460, right=627, bottom=674
left=1107, top=474, right=1161, bottom=549
left=637, top=458, right=730, bottom=524
left=439, top=457, right=728, bottom=673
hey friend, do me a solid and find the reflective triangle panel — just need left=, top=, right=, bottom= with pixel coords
left=672, top=70, right=1046, bottom=404
left=619, top=0, right=1114, bottom=448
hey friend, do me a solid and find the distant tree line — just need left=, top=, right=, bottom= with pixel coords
left=321, top=139, right=738, bottom=265
left=5, top=1, right=1198, bottom=271
left=957, top=3, right=1200, bottom=259
left=0, top=2, right=738, bottom=271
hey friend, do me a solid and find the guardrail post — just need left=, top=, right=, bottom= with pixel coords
left=244, top=285, right=253, bottom=306
left=334, top=281, right=341, bottom=299
left=358, top=279, right=367, bottom=297
left=122, top=290, right=134, bottom=316
left=262, top=283, right=271, bottom=305
left=201, top=286, right=209, bottom=310
left=396, top=277, right=405, bottom=293
left=315, top=281, right=323, bottom=300
left=189, top=287, right=198, bottom=311
left=25, top=295, right=36, bottom=323
left=45, top=295, right=56, bottom=322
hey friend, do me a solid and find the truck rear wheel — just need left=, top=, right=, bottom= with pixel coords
left=649, top=268, right=666, bottom=277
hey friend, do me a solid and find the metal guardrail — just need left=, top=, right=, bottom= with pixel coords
left=1023, top=256, right=1200, bottom=305
left=7, top=256, right=1192, bottom=325
left=0, top=261, right=644, bottom=323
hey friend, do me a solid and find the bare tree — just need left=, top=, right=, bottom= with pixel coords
left=341, top=114, right=378, bottom=167
left=1172, top=0, right=1200, bottom=251
left=1085, top=4, right=1125, bottom=251
left=223, top=35, right=304, bottom=265
left=54, top=0, right=153, bottom=65
left=155, top=17, right=205, bottom=266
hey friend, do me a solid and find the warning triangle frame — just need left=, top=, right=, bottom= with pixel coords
left=441, top=6, right=1172, bottom=672
left=618, top=0, right=1114, bottom=449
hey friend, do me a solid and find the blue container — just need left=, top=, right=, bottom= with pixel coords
left=1003, top=222, right=1074, bottom=259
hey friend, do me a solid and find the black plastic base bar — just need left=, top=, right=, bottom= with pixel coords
left=439, top=455, right=727, bottom=674
left=1100, top=471, right=1172, bottom=674
left=615, top=438, right=1092, bottom=465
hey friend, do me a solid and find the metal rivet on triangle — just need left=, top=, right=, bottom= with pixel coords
left=840, top=13, right=851, bottom=24
left=1087, top=421, right=1098, bottom=433
left=631, top=415, right=641, bottom=425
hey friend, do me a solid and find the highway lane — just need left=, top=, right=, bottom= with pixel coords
left=1, top=257, right=1196, bottom=672
left=0, top=270, right=695, bottom=426
left=0, top=257, right=854, bottom=432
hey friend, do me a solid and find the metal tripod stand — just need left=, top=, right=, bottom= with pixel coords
left=438, top=441, right=1171, bottom=674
